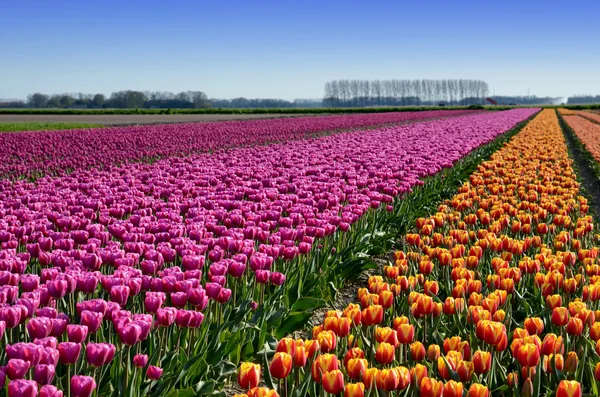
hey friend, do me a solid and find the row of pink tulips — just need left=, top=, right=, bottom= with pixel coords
left=0, top=109, right=480, bottom=179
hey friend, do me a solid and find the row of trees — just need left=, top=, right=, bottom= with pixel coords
left=25, top=91, right=211, bottom=109
left=323, top=79, right=490, bottom=107
left=490, top=96, right=563, bottom=105
left=568, top=95, right=600, bottom=105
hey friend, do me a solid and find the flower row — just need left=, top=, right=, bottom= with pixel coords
left=0, top=109, right=480, bottom=179
left=235, top=108, right=595, bottom=397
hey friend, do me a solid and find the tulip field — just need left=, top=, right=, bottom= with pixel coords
left=0, top=109, right=480, bottom=180
left=17, top=105, right=600, bottom=397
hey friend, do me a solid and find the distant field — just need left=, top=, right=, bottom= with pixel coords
left=0, top=105, right=493, bottom=115
left=0, top=121, right=103, bottom=132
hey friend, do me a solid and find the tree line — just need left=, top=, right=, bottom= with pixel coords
left=568, top=95, right=600, bottom=105
left=23, top=91, right=210, bottom=109
left=323, top=79, right=490, bottom=107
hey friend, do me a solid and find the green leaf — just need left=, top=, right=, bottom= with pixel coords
left=275, top=311, right=315, bottom=339
left=291, top=297, right=326, bottom=312
left=164, top=390, right=196, bottom=397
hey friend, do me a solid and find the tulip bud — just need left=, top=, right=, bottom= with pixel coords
left=468, top=383, right=489, bottom=397
left=146, top=365, right=163, bottom=380
left=564, top=351, right=578, bottom=373
left=375, top=342, right=395, bottom=365
left=40, top=385, right=64, bottom=397
left=420, top=377, right=443, bottom=397
left=269, top=352, right=292, bottom=379
left=133, top=354, right=148, bottom=368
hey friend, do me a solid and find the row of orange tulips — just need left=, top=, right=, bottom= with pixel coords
left=233, top=109, right=599, bottom=396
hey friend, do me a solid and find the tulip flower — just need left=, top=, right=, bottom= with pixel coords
left=375, top=342, right=395, bottom=365
left=66, top=325, right=88, bottom=343
left=411, top=341, right=426, bottom=361
left=146, top=365, right=163, bottom=380
left=39, top=385, right=63, bottom=397
left=472, top=350, right=491, bottom=375
left=311, top=354, right=338, bottom=383
left=34, top=364, right=55, bottom=385
left=238, top=362, right=260, bottom=390
left=376, top=368, right=399, bottom=391
left=8, top=379, right=38, bottom=397
left=57, top=343, right=81, bottom=365
left=344, top=382, right=365, bottom=397
left=7, top=359, right=30, bottom=380
left=443, top=380, right=463, bottom=397
left=133, top=354, right=149, bottom=368
left=322, top=370, right=345, bottom=394
left=556, top=380, right=582, bottom=397
left=269, top=352, right=292, bottom=379
left=420, top=377, right=444, bottom=397
left=70, top=375, right=96, bottom=397
left=346, top=358, right=368, bottom=380
left=468, top=383, right=489, bottom=397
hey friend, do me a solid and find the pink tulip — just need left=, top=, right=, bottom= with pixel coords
left=85, top=343, right=116, bottom=367
left=117, top=323, right=142, bottom=345
left=79, top=311, right=102, bottom=333
left=66, top=325, right=88, bottom=343
left=34, top=364, right=55, bottom=385
left=133, top=354, right=149, bottom=368
left=70, top=375, right=96, bottom=397
left=57, top=342, right=81, bottom=365
left=39, top=385, right=63, bottom=397
left=8, top=379, right=38, bottom=397
left=7, top=359, right=30, bottom=379
left=26, top=318, right=52, bottom=340
left=146, top=365, right=163, bottom=380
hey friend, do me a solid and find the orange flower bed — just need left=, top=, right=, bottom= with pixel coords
left=236, top=109, right=593, bottom=397
left=561, top=112, right=600, bottom=162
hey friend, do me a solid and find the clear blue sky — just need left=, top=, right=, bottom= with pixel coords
left=1, top=0, right=599, bottom=100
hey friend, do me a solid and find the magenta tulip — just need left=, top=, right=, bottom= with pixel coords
left=39, top=385, right=63, bottom=397
left=70, top=375, right=96, bottom=397
left=146, top=365, right=163, bottom=380
left=57, top=343, right=81, bottom=365
left=7, top=359, right=30, bottom=380
left=8, top=379, right=38, bottom=397
left=66, top=325, right=88, bottom=343
left=33, top=364, right=55, bottom=385
left=133, top=354, right=148, bottom=368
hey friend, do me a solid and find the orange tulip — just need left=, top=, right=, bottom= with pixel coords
left=294, top=346, right=307, bottom=367
left=397, top=324, right=415, bottom=344
left=238, top=362, right=261, bottom=390
left=442, top=380, right=463, bottom=397
left=541, top=333, right=563, bottom=355
left=248, top=387, right=280, bottom=397
left=362, top=305, right=383, bottom=326
left=543, top=353, right=564, bottom=372
left=517, top=343, right=540, bottom=367
left=322, top=370, right=345, bottom=394
left=564, top=351, right=578, bottom=373
left=311, top=354, right=339, bottom=383
left=362, top=368, right=379, bottom=389
left=594, top=362, right=600, bottom=382
left=524, top=317, right=544, bottom=335
left=375, top=342, right=395, bottom=365
left=468, top=383, right=489, bottom=397
left=344, top=382, right=365, bottom=397
left=377, top=368, right=399, bottom=391
left=346, top=358, right=368, bottom=381
left=376, top=327, right=399, bottom=347
left=566, top=317, right=583, bottom=336
left=472, top=350, right=491, bottom=375
left=556, top=380, right=582, bottom=397
left=269, top=352, right=292, bottom=379
left=344, top=347, right=365, bottom=367
left=521, top=378, right=534, bottom=397
left=317, top=330, right=337, bottom=353
left=275, top=338, right=296, bottom=358
left=456, top=360, right=474, bottom=382
left=379, top=290, right=394, bottom=309
left=420, top=377, right=443, bottom=397
left=552, top=307, right=569, bottom=326
left=411, top=363, right=428, bottom=386
left=410, top=341, right=426, bottom=361
left=426, top=344, right=441, bottom=362
left=305, top=339, right=320, bottom=358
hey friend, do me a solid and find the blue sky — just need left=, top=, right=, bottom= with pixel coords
left=1, top=0, right=599, bottom=100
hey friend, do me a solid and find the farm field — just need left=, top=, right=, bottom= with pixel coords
left=9, top=107, right=600, bottom=397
